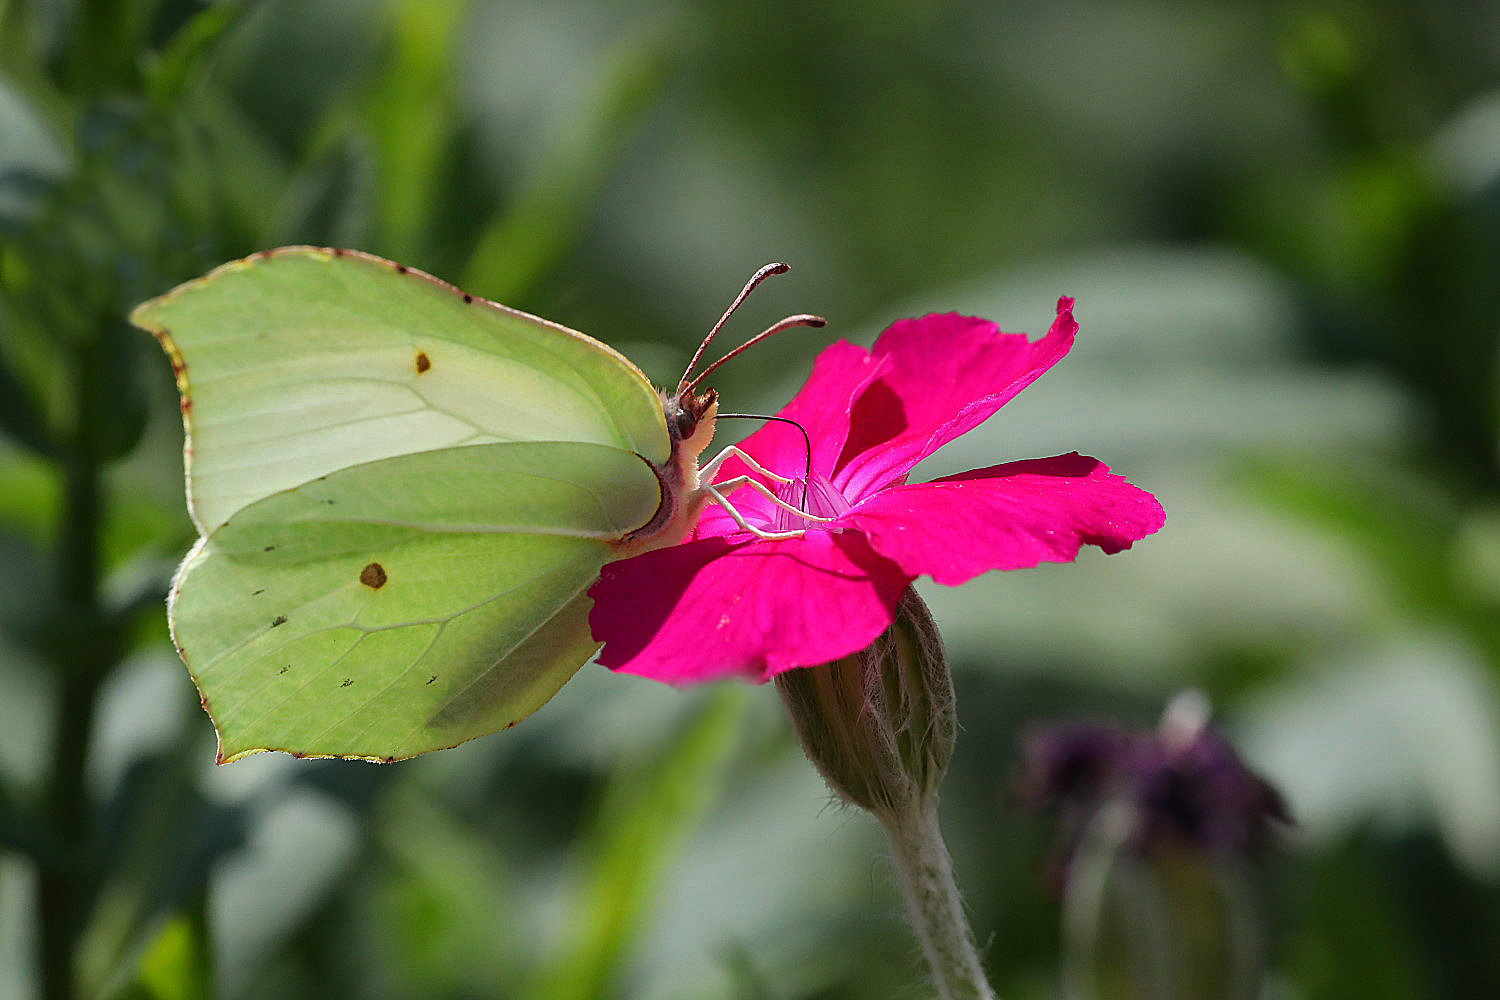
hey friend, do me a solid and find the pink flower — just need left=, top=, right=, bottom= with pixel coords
left=589, top=298, right=1165, bottom=684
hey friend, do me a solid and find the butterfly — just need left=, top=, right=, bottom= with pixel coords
left=133, top=247, right=822, bottom=763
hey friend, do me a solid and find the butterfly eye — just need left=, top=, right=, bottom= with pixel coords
left=673, top=407, right=697, bottom=439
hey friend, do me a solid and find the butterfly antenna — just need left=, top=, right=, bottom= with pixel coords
left=684, top=313, right=827, bottom=394
left=678, top=262, right=792, bottom=393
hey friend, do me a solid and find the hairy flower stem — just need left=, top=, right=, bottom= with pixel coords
left=881, top=800, right=997, bottom=1000
left=776, top=590, right=996, bottom=999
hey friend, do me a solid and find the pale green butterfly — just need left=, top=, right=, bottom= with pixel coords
left=133, top=247, right=824, bottom=763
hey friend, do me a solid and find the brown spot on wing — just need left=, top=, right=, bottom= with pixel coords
left=360, top=562, right=388, bottom=589
left=271, top=615, right=288, bottom=627
left=415, top=351, right=431, bottom=374
left=341, top=678, right=354, bottom=688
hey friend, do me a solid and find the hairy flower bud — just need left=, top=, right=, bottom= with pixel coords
left=774, top=587, right=956, bottom=818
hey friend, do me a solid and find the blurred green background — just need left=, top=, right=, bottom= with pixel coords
left=2, top=0, right=1499, bottom=997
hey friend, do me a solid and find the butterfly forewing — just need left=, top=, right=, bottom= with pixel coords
left=133, top=247, right=670, bottom=533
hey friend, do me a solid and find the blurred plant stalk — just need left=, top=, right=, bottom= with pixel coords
left=0, top=4, right=247, bottom=996
left=1061, top=802, right=1268, bottom=1000
left=2, top=217, right=152, bottom=1000
left=777, top=588, right=997, bottom=1000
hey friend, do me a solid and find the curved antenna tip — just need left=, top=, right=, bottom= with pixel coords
left=685, top=313, right=829, bottom=393
left=679, top=261, right=798, bottom=391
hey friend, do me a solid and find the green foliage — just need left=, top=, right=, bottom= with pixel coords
left=1, top=1, right=1498, bottom=998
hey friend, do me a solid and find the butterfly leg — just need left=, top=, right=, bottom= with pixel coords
left=698, top=445, right=794, bottom=485
left=701, top=483, right=807, bottom=541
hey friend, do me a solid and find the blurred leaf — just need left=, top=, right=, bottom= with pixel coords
left=268, top=133, right=376, bottom=246
left=0, top=854, right=37, bottom=997
left=374, top=785, right=524, bottom=995
left=79, top=748, right=246, bottom=999
left=524, top=685, right=748, bottom=1000
left=0, top=601, right=52, bottom=797
left=58, top=0, right=164, bottom=97
left=1432, top=87, right=1500, bottom=197
left=1238, top=454, right=1500, bottom=663
left=1284, top=834, right=1436, bottom=1000
left=0, top=448, right=57, bottom=545
left=0, top=789, right=49, bottom=859
left=905, top=244, right=1407, bottom=468
left=170, top=89, right=293, bottom=253
left=77, top=322, right=150, bottom=462
left=628, top=732, right=901, bottom=999
left=209, top=788, right=360, bottom=997
left=1238, top=454, right=1457, bottom=602
left=362, top=0, right=466, bottom=259
left=463, top=25, right=676, bottom=301
left=0, top=345, right=55, bottom=455
left=144, top=2, right=243, bottom=109
left=216, top=0, right=384, bottom=156
left=0, top=70, right=68, bottom=226
left=1455, top=506, right=1500, bottom=606
left=718, top=942, right=780, bottom=1000
left=1241, top=633, right=1500, bottom=878
left=125, top=907, right=212, bottom=1000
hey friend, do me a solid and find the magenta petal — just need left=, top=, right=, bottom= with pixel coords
left=844, top=453, right=1166, bottom=586
left=589, top=531, right=909, bottom=685
left=836, top=300, right=1079, bottom=502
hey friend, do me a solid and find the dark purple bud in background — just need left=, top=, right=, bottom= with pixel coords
left=1022, top=691, right=1290, bottom=865
left=1020, top=693, right=1292, bottom=1000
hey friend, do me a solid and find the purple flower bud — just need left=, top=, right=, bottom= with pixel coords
left=1022, top=693, right=1290, bottom=862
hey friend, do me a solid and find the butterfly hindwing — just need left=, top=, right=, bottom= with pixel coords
left=173, top=441, right=663, bottom=762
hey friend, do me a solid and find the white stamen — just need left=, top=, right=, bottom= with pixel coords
left=711, top=475, right=836, bottom=524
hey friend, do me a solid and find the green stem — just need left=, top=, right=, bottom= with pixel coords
left=1061, top=801, right=1132, bottom=1000
left=880, top=800, right=997, bottom=1000
left=36, top=454, right=106, bottom=1000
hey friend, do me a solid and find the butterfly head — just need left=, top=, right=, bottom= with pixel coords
left=663, top=386, right=719, bottom=458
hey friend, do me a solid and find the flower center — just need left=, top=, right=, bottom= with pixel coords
left=771, top=470, right=851, bottom=533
